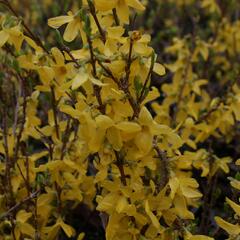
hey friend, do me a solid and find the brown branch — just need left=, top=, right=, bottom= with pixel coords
left=60, top=118, right=71, bottom=160
left=55, top=182, right=62, bottom=216
left=34, top=127, right=54, bottom=160
left=50, top=86, right=60, bottom=139
left=199, top=157, right=218, bottom=234
left=13, top=74, right=27, bottom=165
left=0, top=190, right=40, bottom=221
left=87, top=0, right=106, bottom=43
left=60, top=45, right=81, bottom=68
left=138, top=52, right=155, bottom=103
left=33, top=197, right=40, bottom=240
left=153, top=136, right=169, bottom=192
left=96, top=57, right=139, bottom=118
left=114, top=151, right=127, bottom=186
left=2, top=107, right=15, bottom=208
left=96, top=59, right=119, bottom=84
left=21, top=143, right=31, bottom=196
left=112, top=8, right=120, bottom=26
left=87, top=35, right=105, bottom=114
left=125, top=38, right=134, bottom=84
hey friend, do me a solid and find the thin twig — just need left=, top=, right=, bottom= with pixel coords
left=138, top=52, right=155, bottom=103
left=13, top=74, right=27, bottom=165
left=50, top=86, right=60, bottom=139
left=60, top=118, right=71, bottom=160
left=96, top=57, right=139, bottom=118
left=60, top=45, right=81, bottom=68
left=87, top=35, right=105, bottom=114
left=0, top=190, right=40, bottom=221
left=87, top=0, right=106, bottom=42
left=114, top=151, right=127, bottom=186
left=125, top=38, right=134, bottom=84
left=153, top=136, right=169, bottom=192
left=112, top=8, right=120, bottom=26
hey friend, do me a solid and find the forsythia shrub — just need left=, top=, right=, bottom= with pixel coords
left=0, top=0, right=239, bottom=240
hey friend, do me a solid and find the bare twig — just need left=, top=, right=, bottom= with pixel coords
left=87, top=35, right=105, bottom=114
left=112, top=8, right=120, bottom=26
left=13, top=74, right=27, bottom=165
left=114, top=151, right=127, bottom=186
left=87, top=0, right=106, bottom=42
left=0, top=190, right=40, bottom=221
left=50, top=86, right=60, bottom=139
left=138, top=52, right=155, bottom=103
left=153, top=136, right=169, bottom=192
left=60, top=45, right=81, bottom=68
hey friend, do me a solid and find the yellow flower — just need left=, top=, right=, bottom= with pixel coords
left=0, top=25, right=24, bottom=51
left=95, top=0, right=145, bottom=23
left=48, top=11, right=86, bottom=43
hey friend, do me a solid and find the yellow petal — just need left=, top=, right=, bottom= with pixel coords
left=48, top=15, right=73, bottom=28
left=169, top=177, right=179, bottom=199
left=63, top=19, right=79, bottom=42
left=199, top=45, right=209, bottom=61
left=134, top=43, right=153, bottom=56
left=20, top=222, right=35, bottom=236
left=16, top=210, right=32, bottom=223
left=145, top=200, right=161, bottom=230
left=135, top=130, right=152, bottom=153
left=106, top=127, right=123, bottom=150
left=107, top=26, right=125, bottom=39
left=139, top=106, right=153, bottom=126
left=187, top=234, right=214, bottom=240
left=68, top=49, right=89, bottom=60
left=226, top=198, right=240, bottom=216
left=60, top=105, right=82, bottom=119
left=215, top=216, right=240, bottom=235
left=116, top=196, right=128, bottom=213
left=185, top=231, right=213, bottom=240
left=90, top=77, right=108, bottom=86
left=153, top=63, right=166, bottom=76
left=127, top=0, right=145, bottom=10
left=173, top=194, right=194, bottom=219
left=77, top=233, right=85, bottom=240
left=150, top=123, right=172, bottom=135
left=95, top=115, right=114, bottom=129
left=38, top=66, right=55, bottom=85
left=0, top=30, right=9, bottom=47
left=95, top=0, right=118, bottom=11
left=230, top=179, right=240, bottom=190
left=72, top=72, right=88, bottom=90
left=181, top=185, right=202, bottom=198
left=58, top=218, right=76, bottom=237
left=97, top=193, right=118, bottom=212
left=8, top=26, right=24, bottom=51
left=116, top=121, right=141, bottom=133
left=116, top=0, right=130, bottom=24
left=18, top=55, right=37, bottom=70
left=24, top=36, right=43, bottom=52
left=37, top=193, right=54, bottom=207
left=179, top=178, right=202, bottom=198
left=51, top=47, right=65, bottom=65
left=141, top=87, right=160, bottom=105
